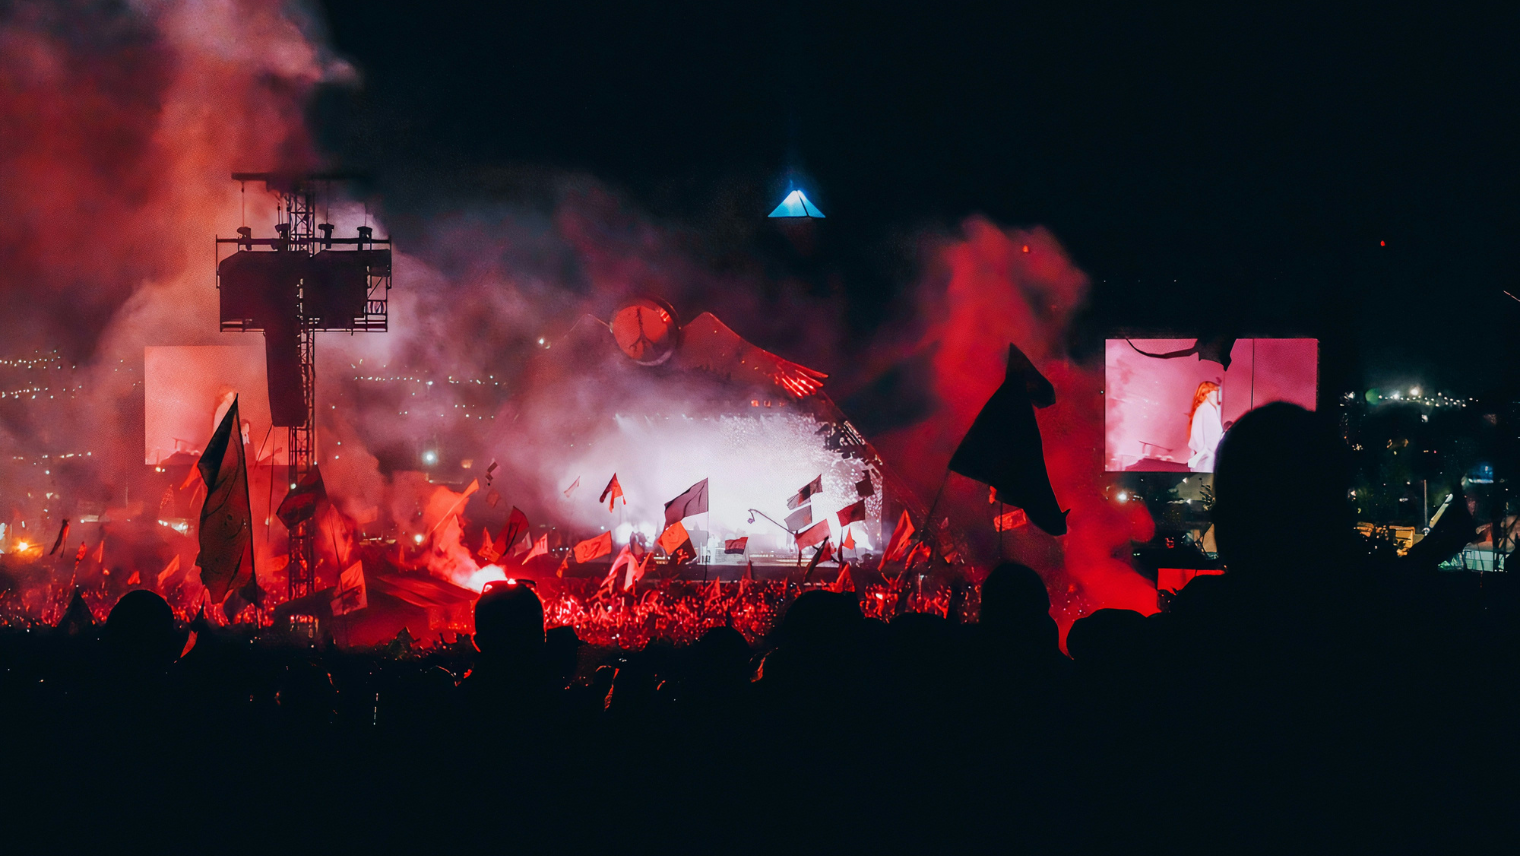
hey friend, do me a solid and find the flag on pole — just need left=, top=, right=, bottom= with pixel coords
left=830, top=562, right=854, bottom=593
left=795, top=519, right=830, bottom=550
left=92, top=539, right=104, bottom=564
left=724, top=537, right=748, bottom=555
left=609, top=546, right=641, bottom=592
left=555, top=556, right=569, bottom=578
left=479, top=526, right=501, bottom=562
left=740, top=560, right=754, bottom=594
left=156, top=555, right=182, bottom=590
left=657, top=521, right=696, bottom=564
left=331, top=561, right=367, bottom=615
left=836, top=499, right=867, bottom=527
left=947, top=343, right=1067, bottom=536
left=803, top=538, right=831, bottom=583
left=663, top=478, right=709, bottom=527
left=49, top=519, right=69, bottom=556
left=705, top=576, right=722, bottom=603
left=195, top=396, right=255, bottom=603
left=599, top=474, right=625, bottom=511
left=524, top=534, right=549, bottom=561
left=841, top=527, right=855, bottom=550
left=180, top=465, right=202, bottom=491
left=494, top=507, right=530, bottom=559
left=563, top=477, right=581, bottom=498
left=787, top=475, right=823, bottom=510
left=276, top=466, right=326, bottom=528
left=126, top=569, right=140, bottom=586
left=573, top=531, right=613, bottom=563
left=880, top=510, right=915, bottom=568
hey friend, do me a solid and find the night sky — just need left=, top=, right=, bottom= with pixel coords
left=314, top=1, right=1520, bottom=393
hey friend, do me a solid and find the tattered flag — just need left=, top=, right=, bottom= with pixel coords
left=49, top=519, right=69, bottom=556
left=599, top=474, right=625, bottom=511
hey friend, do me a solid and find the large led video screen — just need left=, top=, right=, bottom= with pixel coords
left=1105, top=338, right=1317, bottom=472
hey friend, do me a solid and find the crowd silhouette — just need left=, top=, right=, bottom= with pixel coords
left=1, top=402, right=1516, bottom=851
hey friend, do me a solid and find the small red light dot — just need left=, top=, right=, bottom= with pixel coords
left=1380, top=240, right=1386, bottom=246
left=1022, top=245, right=1030, bottom=253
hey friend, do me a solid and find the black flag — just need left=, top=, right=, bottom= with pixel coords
left=948, top=343, right=1067, bottom=536
left=196, top=396, right=255, bottom=603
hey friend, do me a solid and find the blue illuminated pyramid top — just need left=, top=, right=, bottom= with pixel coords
left=768, top=189, right=825, bottom=218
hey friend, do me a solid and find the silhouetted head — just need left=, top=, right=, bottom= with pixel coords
left=473, top=582, right=544, bottom=659
left=778, top=590, right=863, bottom=651
left=979, top=563, right=1050, bottom=630
left=688, top=625, right=752, bottom=693
left=1066, top=608, right=1150, bottom=670
left=545, top=624, right=583, bottom=687
left=105, top=590, right=179, bottom=667
left=1212, top=402, right=1350, bottom=573
left=978, top=562, right=1060, bottom=657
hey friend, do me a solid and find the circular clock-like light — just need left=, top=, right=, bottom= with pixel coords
left=610, top=297, right=680, bottom=366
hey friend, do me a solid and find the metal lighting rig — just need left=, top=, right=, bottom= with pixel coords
left=215, top=172, right=391, bottom=601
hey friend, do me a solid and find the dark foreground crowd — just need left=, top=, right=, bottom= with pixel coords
left=3, top=403, right=1518, bottom=853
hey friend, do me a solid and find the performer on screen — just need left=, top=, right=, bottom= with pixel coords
left=1187, top=381, right=1223, bottom=472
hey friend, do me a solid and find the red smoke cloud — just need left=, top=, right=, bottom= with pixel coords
left=872, top=219, right=1156, bottom=637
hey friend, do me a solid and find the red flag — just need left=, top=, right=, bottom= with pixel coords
left=705, top=576, right=722, bottom=602
left=610, top=546, right=645, bottom=592
left=795, top=519, right=830, bottom=550
left=494, top=507, right=530, bottom=558
left=126, top=569, right=140, bottom=586
left=555, top=556, right=569, bottom=578
left=180, top=465, right=202, bottom=491
left=599, top=474, right=625, bottom=511
left=563, top=476, right=581, bottom=498
left=73, top=543, right=87, bottom=564
left=331, top=561, right=367, bottom=615
left=479, top=526, right=501, bottom=562
left=195, top=397, right=254, bottom=603
left=92, top=539, right=104, bottom=564
left=724, top=537, right=748, bottom=555
left=573, top=531, right=613, bottom=563
left=880, top=510, right=915, bottom=568
left=836, top=499, right=867, bottom=527
left=485, top=488, right=501, bottom=508
left=741, top=561, right=754, bottom=582
left=657, top=521, right=690, bottom=554
left=830, top=562, right=854, bottom=593
left=276, top=466, right=326, bottom=528
left=841, top=528, right=856, bottom=550
left=904, top=541, right=931, bottom=568
left=524, top=534, right=549, bottom=561
left=156, top=555, right=182, bottom=590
